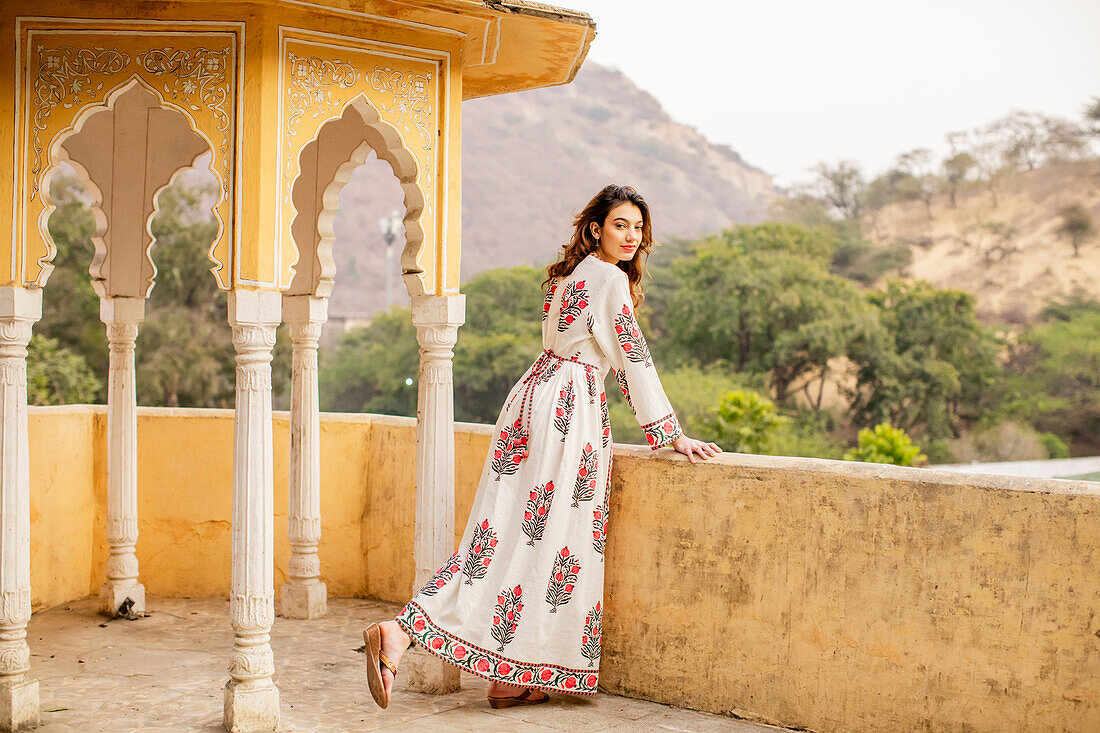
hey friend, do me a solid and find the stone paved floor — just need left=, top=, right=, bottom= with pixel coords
left=31, top=597, right=791, bottom=732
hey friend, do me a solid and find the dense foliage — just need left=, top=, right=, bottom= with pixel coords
left=34, top=118, right=1098, bottom=462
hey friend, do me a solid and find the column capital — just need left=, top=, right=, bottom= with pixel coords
left=228, top=290, right=282, bottom=327
left=99, top=296, right=145, bottom=324
left=282, top=294, right=328, bottom=324
left=411, top=294, right=465, bottom=328
left=0, top=287, right=42, bottom=322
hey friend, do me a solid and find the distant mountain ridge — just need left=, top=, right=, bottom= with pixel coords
left=329, top=63, right=778, bottom=316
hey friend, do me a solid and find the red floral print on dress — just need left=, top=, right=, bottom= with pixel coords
left=580, top=602, right=602, bottom=667
left=534, top=357, right=561, bottom=385
left=642, top=412, right=683, bottom=450
left=613, top=304, right=652, bottom=367
left=396, top=603, right=600, bottom=695
left=614, top=368, right=634, bottom=413
left=490, top=585, right=523, bottom=652
left=542, top=282, right=557, bottom=322
left=491, top=419, right=528, bottom=480
left=553, top=380, right=575, bottom=441
left=545, top=546, right=580, bottom=613
left=522, top=481, right=555, bottom=547
left=418, top=551, right=461, bottom=597
left=591, top=504, right=606, bottom=556
left=571, top=442, right=598, bottom=507
left=585, top=366, right=597, bottom=405
left=461, top=519, right=498, bottom=585
left=557, top=280, right=589, bottom=332
left=599, top=392, right=611, bottom=448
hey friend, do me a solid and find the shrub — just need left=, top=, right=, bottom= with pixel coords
left=1039, top=432, right=1070, bottom=459
left=705, top=390, right=788, bottom=454
left=27, top=335, right=102, bottom=405
left=843, top=422, right=927, bottom=466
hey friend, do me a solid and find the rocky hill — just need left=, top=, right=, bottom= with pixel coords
left=329, top=63, right=777, bottom=316
left=867, top=159, right=1100, bottom=324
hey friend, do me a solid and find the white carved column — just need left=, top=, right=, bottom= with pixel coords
left=405, top=294, right=465, bottom=694
left=99, top=297, right=146, bottom=617
left=0, top=287, right=40, bottom=732
left=280, top=295, right=327, bottom=620
left=224, top=291, right=281, bottom=733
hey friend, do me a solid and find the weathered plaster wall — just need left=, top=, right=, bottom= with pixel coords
left=29, top=406, right=101, bottom=610
left=28, top=407, right=1100, bottom=731
left=130, top=408, right=377, bottom=599
left=600, top=447, right=1100, bottom=733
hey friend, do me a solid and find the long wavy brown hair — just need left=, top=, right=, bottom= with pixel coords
left=545, top=184, right=655, bottom=306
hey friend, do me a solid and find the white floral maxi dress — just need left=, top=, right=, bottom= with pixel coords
left=395, top=253, right=683, bottom=695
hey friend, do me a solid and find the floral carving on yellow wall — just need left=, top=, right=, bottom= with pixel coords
left=136, top=47, right=234, bottom=194
left=283, top=52, right=360, bottom=206
left=368, top=66, right=433, bottom=151
left=30, top=46, right=129, bottom=196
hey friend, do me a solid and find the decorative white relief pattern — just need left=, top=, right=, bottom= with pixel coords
left=30, top=46, right=130, bottom=197
left=0, top=362, right=28, bottom=387
left=367, top=66, right=433, bottom=151
left=136, top=47, right=233, bottom=193
left=0, top=589, right=32, bottom=626
left=230, top=592, right=276, bottom=633
left=0, top=644, right=31, bottom=676
left=236, top=367, right=273, bottom=392
left=229, top=646, right=275, bottom=681
left=422, top=361, right=452, bottom=385
left=105, top=554, right=139, bottom=581
left=284, top=53, right=359, bottom=205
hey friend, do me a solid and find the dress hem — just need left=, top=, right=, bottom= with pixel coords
left=396, top=601, right=599, bottom=696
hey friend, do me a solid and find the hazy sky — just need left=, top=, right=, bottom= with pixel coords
left=575, top=0, right=1100, bottom=187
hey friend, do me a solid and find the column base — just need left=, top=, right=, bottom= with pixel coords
left=223, top=680, right=279, bottom=733
left=0, top=678, right=39, bottom=732
left=279, top=582, right=327, bottom=620
left=100, top=581, right=146, bottom=617
left=403, top=647, right=460, bottom=694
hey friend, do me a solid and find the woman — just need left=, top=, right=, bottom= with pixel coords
left=364, top=184, right=720, bottom=709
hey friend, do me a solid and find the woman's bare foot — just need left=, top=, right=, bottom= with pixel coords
left=377, top=620, right=412, bottom=699
left=487, top=679, right=549, bottom=703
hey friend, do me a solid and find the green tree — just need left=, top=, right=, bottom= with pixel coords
left=843, top=422, right=926, bottom=466
left=453, top=267, right=545, bottom=422
left=942, top=151, right=976, bottom=208
left=1007, top=299, right=1100, bottom=454
left=1056, top=203, right=1096, bottom=257
left=847, top=281, right=1003, bottom=442
left=812, top=160, right=866, bottom=220
left=320, top=266, right=549, bottom=422
left=704, top=390, right=788, bottom=454
left=26, top=335, right=102, bottom=405
left=40, top=173, right=107, bottom=397
left=607, top=365, right=758, bottom=445
left=320, top=308, right=420, bottom=416
left=661, top=224, right=874, bottom=406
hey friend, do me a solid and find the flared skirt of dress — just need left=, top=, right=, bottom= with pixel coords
left=396, top=351, right=611, bottom=695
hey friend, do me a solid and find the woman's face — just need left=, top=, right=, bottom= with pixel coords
left=591, top=202, right=643, bottom=263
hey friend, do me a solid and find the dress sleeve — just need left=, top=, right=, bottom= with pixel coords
left=592, top=273, right=683, bottom=450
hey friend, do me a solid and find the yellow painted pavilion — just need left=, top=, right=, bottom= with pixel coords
left=0, top=2, right=593, bottom=730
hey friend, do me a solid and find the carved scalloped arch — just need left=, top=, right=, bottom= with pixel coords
left=288, top=94, right=425, bottom=299
left=40, top=76, right=223, bottom=296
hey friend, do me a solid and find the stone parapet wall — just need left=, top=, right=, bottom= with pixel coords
left=601, top=447, right=1099, bottom=731
left=28, top=407, right=1100, bottom=731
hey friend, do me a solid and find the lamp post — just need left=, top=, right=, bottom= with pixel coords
left=379, top=210, right=402, bottom=310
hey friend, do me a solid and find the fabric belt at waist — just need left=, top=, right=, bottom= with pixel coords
left=511, top=350, right=601, bottom=458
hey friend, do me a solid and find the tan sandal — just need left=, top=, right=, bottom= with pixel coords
left=363, top=623, right=399, bottom=709
left=487, top=687, right=550, bottom=709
